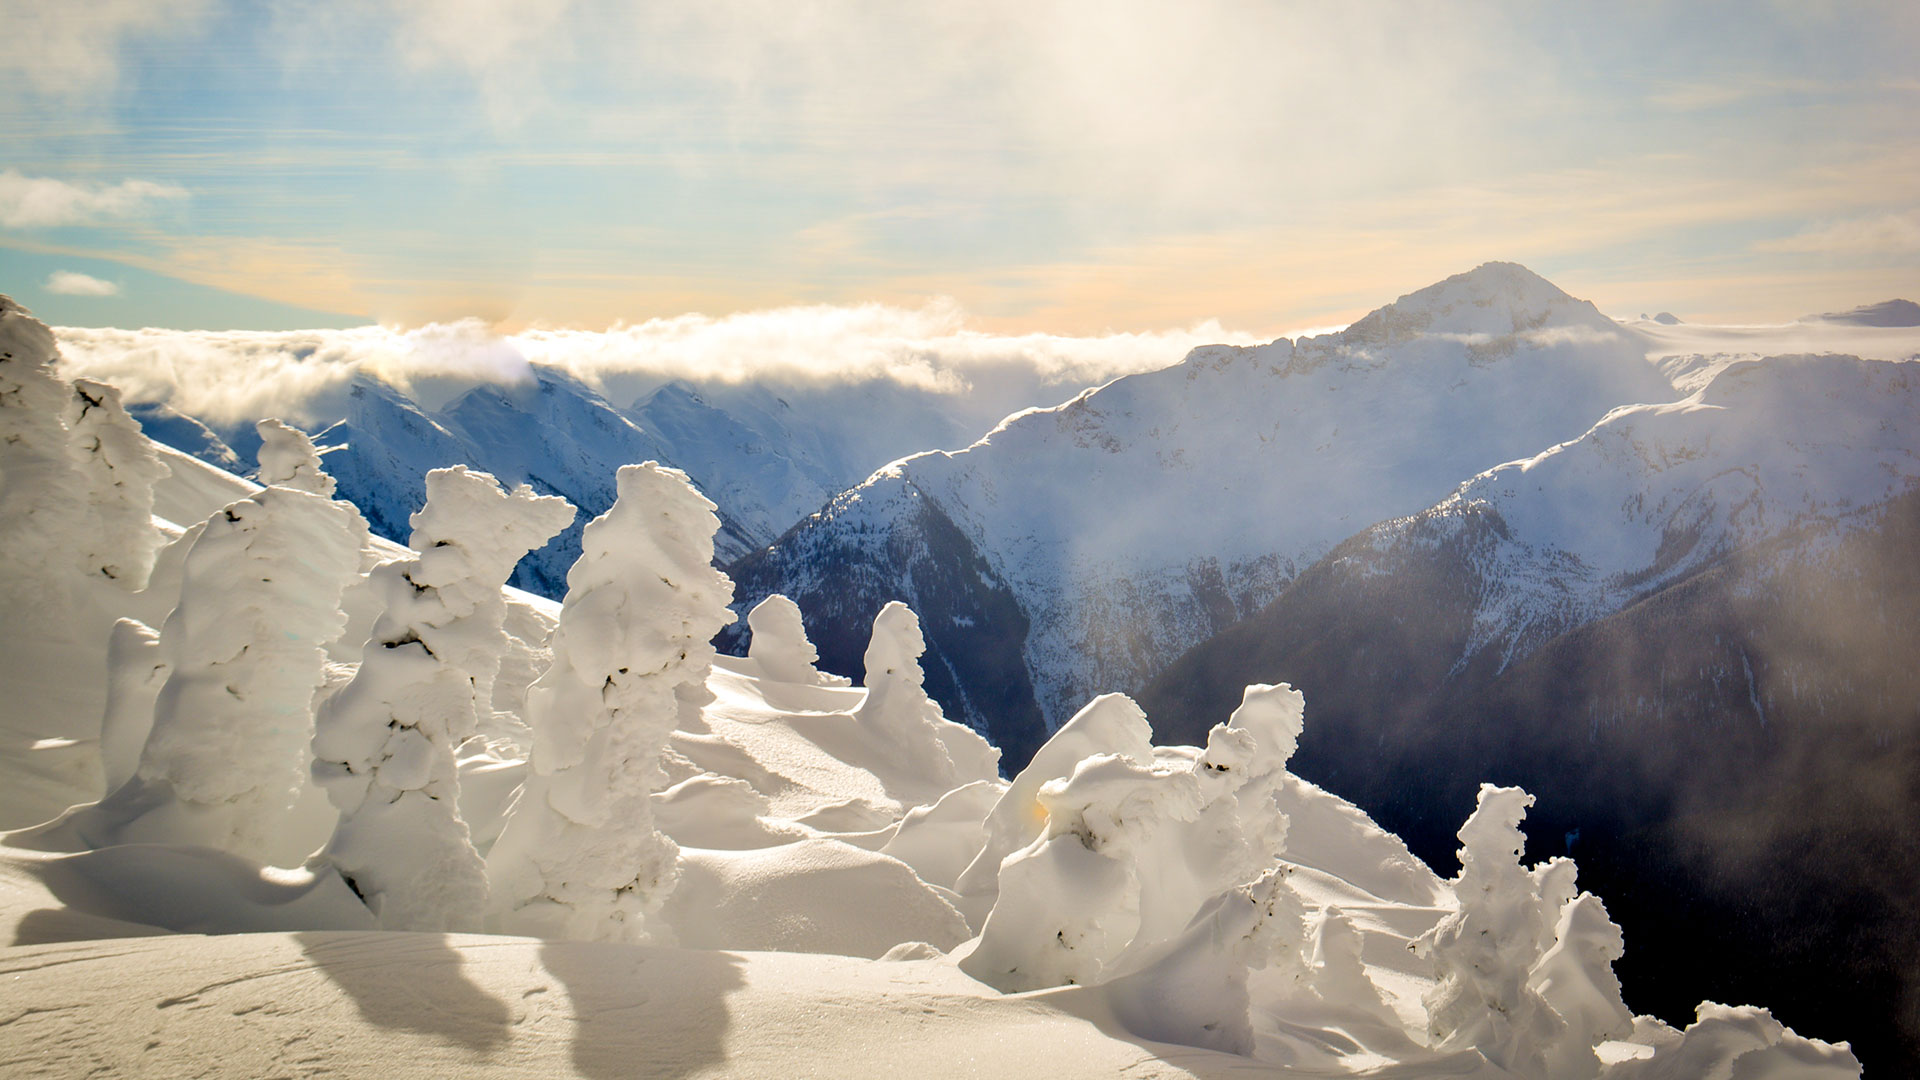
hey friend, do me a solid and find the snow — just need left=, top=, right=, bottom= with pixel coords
left=767, top=263, right=1688, bottom=728
left=310, top=465, right=574, bottom=932
left=485, top=462, right=734, bottom=943
left=1428, top=354, right=1920, bottom=664
left=850, top=601, right=1002, bottom=805
left=0, top=294, right=1867, bottom=1077
left=744, top=593, right=850, bottom=686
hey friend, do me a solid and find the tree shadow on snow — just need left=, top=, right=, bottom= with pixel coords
left=294, top=931, right=515, bottom=1054
left=539, top=940, right=745, bottom=1080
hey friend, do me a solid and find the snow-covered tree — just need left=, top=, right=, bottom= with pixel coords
left=745, top=593, right=848, bottom=685
left=0, top=297, right=85, bottom=617
left=71, top=485, right=368, bottom=860
left=255, top=417, right=335, bottom=495
left=64, top=378, right=169, bottom=590
left=961, top=683, right=1314, bottom=991
left=852, top=600, right=1000, bottom=805
left=953, top=692, right=1156, bottom=919
left=487, top=462, right=734, bottom=942
left=311, top=466, right=573, bottom=931
left=1412, top=783, right=1636, bottom=1080
left=962, top=751, right=1207, bottom=990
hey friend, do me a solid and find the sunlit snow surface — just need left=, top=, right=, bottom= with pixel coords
left=0, top=295, right=1869, bottom=1077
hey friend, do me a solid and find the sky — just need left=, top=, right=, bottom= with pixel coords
left=1, top=1, right=1915, bottom=334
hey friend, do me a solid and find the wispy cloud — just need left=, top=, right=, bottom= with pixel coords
left=1646, top=77, right=1831, bottom=111
left=1755, top=211, right=1920, bottom=255
left=45, top=271, right=120, bottom=297
left=0, top=0, right=213, bottom=96
left=0, top=171, right=189, bottom=229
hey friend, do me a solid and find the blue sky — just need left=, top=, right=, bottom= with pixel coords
left=1, top=1, right=1915, bottom=332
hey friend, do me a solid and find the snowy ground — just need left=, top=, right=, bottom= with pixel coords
left=0, top=297, right=1866, bottom=1078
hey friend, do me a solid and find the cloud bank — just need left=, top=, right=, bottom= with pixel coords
left=50, top=300, right=1268, bottom=429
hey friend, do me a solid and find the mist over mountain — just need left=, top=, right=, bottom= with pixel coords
left=1141, top=354, right=1920, bottom=1070
left=733, top=263, right=1680, bottom=754
left=54, top=307, right=1256, bottom=593
left=113, top=357, right=1120, bottom=595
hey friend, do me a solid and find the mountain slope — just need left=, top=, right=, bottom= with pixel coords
left=1139, top=354, right=1920, bottom=1072
left=125, top=365, right=1074, bottom=597
left=735, top=263, right=1680, bottom=759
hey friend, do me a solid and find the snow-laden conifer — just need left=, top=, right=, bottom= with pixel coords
left=255, top=417, right=336, bottom=495
left=70, top=485, right=368, bottom=860
left=0, top=297, right=85, bottom=615
left=311, top=466, right=573, bottom=931
left=745, top=593, right=847, bottom=685
left=1412, top=783, right=1637, bottom=1080
left=64, top=378, right=169, bottom=590
left=961, top=684, right=1315, bottom=994
left=487, top=462, right=733, bottom=942
left=852, top=600, right=1000, bottom=805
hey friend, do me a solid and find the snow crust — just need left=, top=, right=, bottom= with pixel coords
left=0, top=294, right=1867, bottom=1078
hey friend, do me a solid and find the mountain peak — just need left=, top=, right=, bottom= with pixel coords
left=1338, top=262, right=1608, bottom=345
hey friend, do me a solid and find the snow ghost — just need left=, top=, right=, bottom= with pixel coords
left=746, top=593, right=847, bottom=686
left=487, top=462, right=734, bottom=943
left=255, top=417, right=335, bottom=496
left=311, top=466, right=574, bottom=932
left=852, top=600, right=1001, bottom=806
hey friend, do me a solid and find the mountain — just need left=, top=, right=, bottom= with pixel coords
left=1805, top=298, right=1920, bottom=327
left=1140, top=354, right=1920, bottom=1072
left=127, top=365, right=1076, bottom=598
left=732, top=263, right=1679, bottom=762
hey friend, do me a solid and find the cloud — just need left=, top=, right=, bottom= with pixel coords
left=50, top=302, right=1266, bottom=428
left=0, top=0, right=213, bottom=96
left=1646, top=77, right=1830, bottom=111
left=0, top=171, right=189, bottom=229
left=46, top=271, right=120, bottom=297
left=1755, top=211, right=1920, bottom=255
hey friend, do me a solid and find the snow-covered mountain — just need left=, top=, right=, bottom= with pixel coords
left=1139, top=353, right=1920, bottom=1068
left=734, top=263, right=1682, bottom=752
left=123, top=365, right=1082, bottom=597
